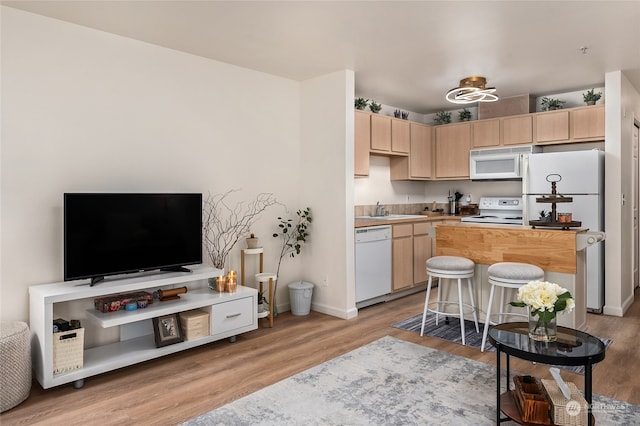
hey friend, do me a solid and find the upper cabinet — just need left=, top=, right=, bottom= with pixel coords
left=390, top=122, right=433, bottom=180
left=471, top=119, right=500, bottom=148
left=571, top=105, right=605, bottom=141
left=354, top=110, right=371, bottom=177
left=434, top=122, right=471, bottom=179
left=534, top=105, right=604, bottom=145
left=535, top=110, right=570, bottom=144
left=370, top=114, right=392, bottom=151
left=502, top=114, right=534, bottom=145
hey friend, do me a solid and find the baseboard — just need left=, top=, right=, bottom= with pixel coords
left=311, top=302, right=357, bottom=319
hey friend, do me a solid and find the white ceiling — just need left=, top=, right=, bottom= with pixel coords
left=4, top=1, right=640, bottom=114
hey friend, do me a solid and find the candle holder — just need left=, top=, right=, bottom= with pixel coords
left=215, top=276, right=227, bottom=293
left=226, top=270, right=237, bottom=293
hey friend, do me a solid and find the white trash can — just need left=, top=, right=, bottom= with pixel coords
left=288, top=281, right=314, bottom=316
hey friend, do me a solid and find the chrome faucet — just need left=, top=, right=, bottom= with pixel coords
left=375, top=201, right=384, bottom=217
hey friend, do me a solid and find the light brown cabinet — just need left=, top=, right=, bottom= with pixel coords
left=390, top=122, right=432, bottom=180
left=535, top=110, right=570, bottom=144
left=471, top=119, right=501, bottom=148
left=571, top=105, right=605, bottom=141
left=354, top=110, right=370, bottom=177
left=534, top=105, right=605, bottom=145
left=434, top=122, right=471, bottom=179
left=392, top=224, right=414, bottom=291
left=370, top=113, right=392, bottom=151
left=413, top=222, right=433, bottom=285
left=502, top=114, right=534, bottom=145
left=391, top=119, right=410, bottom=153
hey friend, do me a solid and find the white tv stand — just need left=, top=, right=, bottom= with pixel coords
left=29, top=266, right=258, bottom=389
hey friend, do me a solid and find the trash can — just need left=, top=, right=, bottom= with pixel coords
left=288, top=281, right=314, bottom=316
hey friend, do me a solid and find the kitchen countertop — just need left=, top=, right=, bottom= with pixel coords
left=355, top=215, right=461, bottom=228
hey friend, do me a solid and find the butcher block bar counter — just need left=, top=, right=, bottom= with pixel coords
left=433, top=222, right=590, bottom=330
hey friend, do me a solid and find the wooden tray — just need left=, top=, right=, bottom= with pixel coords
left=530, top=220, right=582, bottom=230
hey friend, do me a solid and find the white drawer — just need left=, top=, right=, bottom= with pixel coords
left=211, top=297, right=254, bottom=335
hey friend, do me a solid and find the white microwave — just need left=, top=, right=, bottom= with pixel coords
left=469, top=146, right=539, bottom=180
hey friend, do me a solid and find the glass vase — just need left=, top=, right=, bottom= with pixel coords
left=528, top=310, right=557, bottom=342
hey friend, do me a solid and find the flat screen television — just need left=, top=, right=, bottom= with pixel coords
left=64, top=193, right=203, bottom=285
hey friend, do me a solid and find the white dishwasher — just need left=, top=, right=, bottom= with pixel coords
left=355, top=225, right=392, bottom=308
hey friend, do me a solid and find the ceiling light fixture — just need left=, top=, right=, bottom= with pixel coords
left=445, top=76, right=499, bottom=104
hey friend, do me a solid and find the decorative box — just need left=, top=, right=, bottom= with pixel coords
left=94, top=291, right=154, bottom=313
left=542, top=379, right=588, bottom=426
left=513, top=375, right=552, bottom=425
left=53, top=328, right=84, bottom=375
left=179, top=309, right=210, bottom=341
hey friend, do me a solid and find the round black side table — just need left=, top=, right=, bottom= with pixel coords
left=489, top=322, right=606, bottom=426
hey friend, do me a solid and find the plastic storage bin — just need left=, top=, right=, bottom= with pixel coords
left=288, top=281, right=314, bottom=316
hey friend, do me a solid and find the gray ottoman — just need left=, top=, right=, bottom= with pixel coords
left=1, top=321, right=31, bottom=412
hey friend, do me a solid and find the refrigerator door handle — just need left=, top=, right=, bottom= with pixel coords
left=522, top=154, right=530, bottom=225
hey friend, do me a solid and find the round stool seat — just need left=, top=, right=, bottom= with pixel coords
left=1, top=321, right=31, bottom=413
left=255, top=272, right=277, bottom=282
left=488, top=262, right=544, bottom=285
left=427, top=256, right=475, bottom=276
left=481, top=262, right=545, bottom=352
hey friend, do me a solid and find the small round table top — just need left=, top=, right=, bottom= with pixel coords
left=488, top=322, right=606, bottom=366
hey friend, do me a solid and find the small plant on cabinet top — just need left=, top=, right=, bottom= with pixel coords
left=369, top=100, right=382, bottom=113
left=583, top=88, right=602, bottom=105
left=354, top=97, right=368, bottom=110
left=272, top=207, right=312, bottom=315
left=458, top=108, right=472, bottom=122
left=540, top=97, right=565, bottom=111
left=434, top=110, right=452, bottom=125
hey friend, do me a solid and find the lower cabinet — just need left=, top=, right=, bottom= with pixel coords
left=29, top=267, right=258, bottom=389
left=392, top=224, right=414, bottom=291
left=392, top=221, right=441, bottom=292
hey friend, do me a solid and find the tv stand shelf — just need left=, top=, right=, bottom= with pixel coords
left=29, top=266, right=258, bottom=389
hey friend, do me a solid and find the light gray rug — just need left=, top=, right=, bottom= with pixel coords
left=182, top=336, right=638, bottom=426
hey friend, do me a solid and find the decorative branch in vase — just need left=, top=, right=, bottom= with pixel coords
left=203, top=190, right=278, bottom=273
left=272, top=207, right=312, bottom=316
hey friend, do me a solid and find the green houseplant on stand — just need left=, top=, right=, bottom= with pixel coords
left=272, top=207, right=312, bottom=316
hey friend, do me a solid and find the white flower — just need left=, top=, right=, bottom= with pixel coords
left=515, top=281, right=573, bottom=314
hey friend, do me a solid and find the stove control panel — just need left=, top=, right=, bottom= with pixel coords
left=479, top=197, right=522, bottom=211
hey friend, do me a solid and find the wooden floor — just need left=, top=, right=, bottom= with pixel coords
left=2, top=289, right=639, bottom=425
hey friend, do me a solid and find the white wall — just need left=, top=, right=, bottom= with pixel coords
left=300, top=70, right=356, bottom=318
left=603, top=71, right=640, bottom=316
left=0, top=7, right=344, bottom=323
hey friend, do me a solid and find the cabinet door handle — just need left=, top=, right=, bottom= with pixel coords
left=226, top=313, right=241, bottom=319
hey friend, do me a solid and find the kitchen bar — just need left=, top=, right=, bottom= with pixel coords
left=433, top=222, right=598, bottom=330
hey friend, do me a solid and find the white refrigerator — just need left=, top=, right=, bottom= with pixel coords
left=523, top=150, right=605, bottom=312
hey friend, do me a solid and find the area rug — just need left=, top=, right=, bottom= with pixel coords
left=182, top=336, right=638, bottom=426
left=392, top=313, right=612, bottom=375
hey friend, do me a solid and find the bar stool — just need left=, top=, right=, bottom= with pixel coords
left=420, top=256, right=479, bottom=346
left=255, top=272, right=276, bottom=328
left=480, top=262, right=545, bottom=352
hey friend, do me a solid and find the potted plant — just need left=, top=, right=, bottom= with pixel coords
left=203, top=190, right=277, bottom=271
left=246, top=233, right=259, bottom=249
left=272, top=207, right=312, bottom=315
left=434, top=110, right=452, bottom=125
left=540, top=97, right=565, bottom=111
left=257, top=291, right=267, bottom=313
left=354, top=97, right=368, bottom=110
left=582, top=88, right=602, bottom=106
left=458, top=108, right=472, bottom=122
left=539, top=210, right=551, bottom=222
left=369, top=100, right=382, bottom=113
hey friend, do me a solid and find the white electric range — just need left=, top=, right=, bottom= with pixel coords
left=460, top=196, right=524, bottom=225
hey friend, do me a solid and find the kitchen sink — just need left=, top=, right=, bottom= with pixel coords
left=356, top=214, right=424, bottom=220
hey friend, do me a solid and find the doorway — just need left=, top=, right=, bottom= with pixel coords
left=635, top=121, right=640, bottom=290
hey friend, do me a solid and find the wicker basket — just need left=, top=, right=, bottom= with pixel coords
left=541, top=379, right=588, bottom=426
left=513, top=375, right=552, bottom=424
left=53, top=328, right=84, bottom=375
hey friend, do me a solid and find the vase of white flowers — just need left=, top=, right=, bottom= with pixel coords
left=510, top=281, right=575, bottom=342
